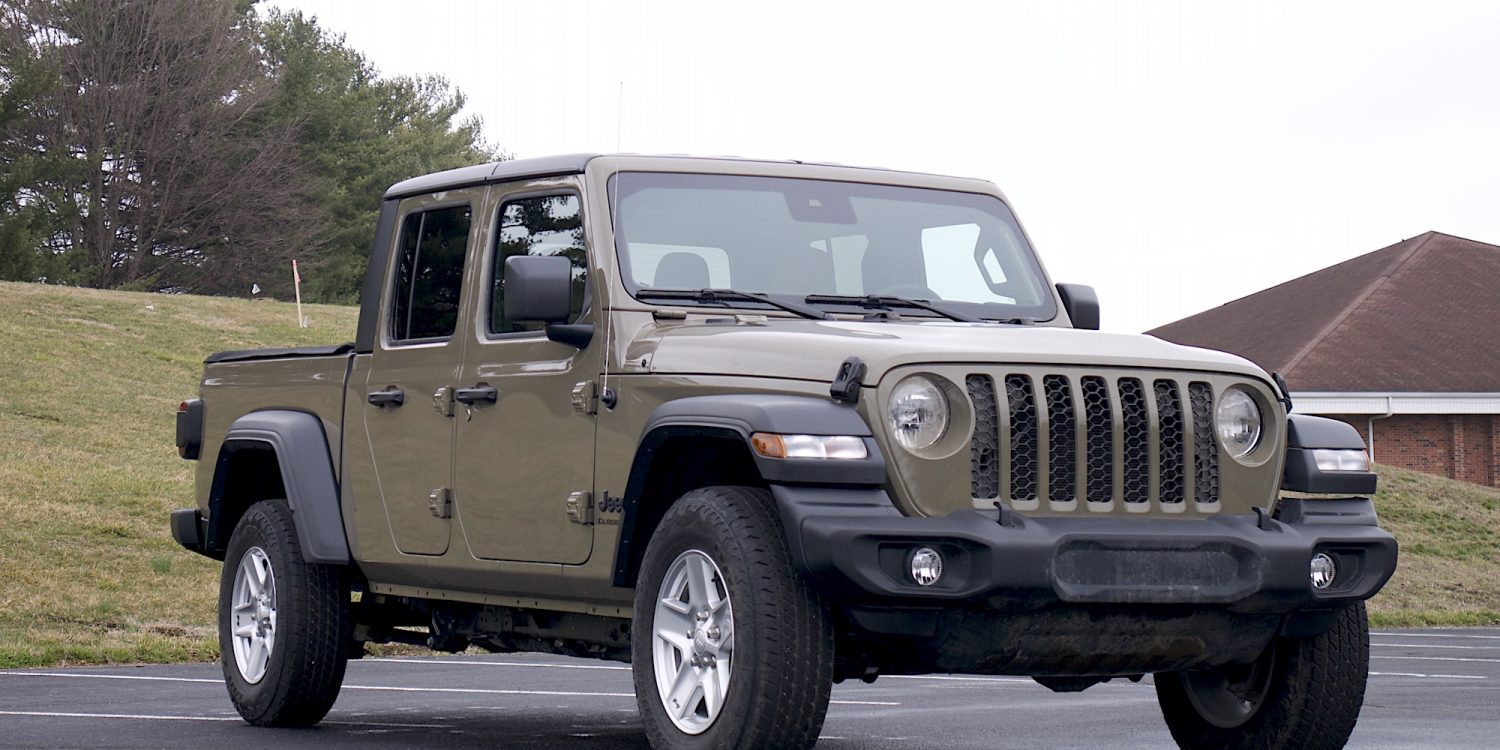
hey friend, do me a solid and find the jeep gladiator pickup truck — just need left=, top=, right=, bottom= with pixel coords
left=172, top=154, right=1397, bottom=749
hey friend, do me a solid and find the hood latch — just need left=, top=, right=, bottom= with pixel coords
left=830, top=356, right=867, bottom=404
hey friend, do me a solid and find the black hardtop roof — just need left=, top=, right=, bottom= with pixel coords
left=381, top=153, right=990, bottom=201
left=383, top=153, right=600, bottom=200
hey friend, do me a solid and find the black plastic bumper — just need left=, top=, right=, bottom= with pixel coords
left=774, top=488, right=1398, bottom=615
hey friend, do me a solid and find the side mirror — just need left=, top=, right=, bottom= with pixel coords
left=505, top=255, right=573, bottom=324
left=504, top=255, right=593, bottom=348
left=1056, top=283, right=1099, bottom=330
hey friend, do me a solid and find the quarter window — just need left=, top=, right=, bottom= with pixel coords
left=491, top=194, right=588, bottom=334
left=390, top=205, right=471, bottom=342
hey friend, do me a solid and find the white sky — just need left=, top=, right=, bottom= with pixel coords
left=272, top=0, right=1500, bottom=332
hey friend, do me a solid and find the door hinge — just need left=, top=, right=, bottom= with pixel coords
left=571, top=380, right=598, bottom=415
left=427, top=488, right=452, bottom=519
left=432, top=386, right=454, bottom=418
left=565, top=490, right=593, bottom=525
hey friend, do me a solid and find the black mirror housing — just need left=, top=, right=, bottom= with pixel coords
left=1056, top=283, right=1100, bottom=330
left=504, top=255, right=573, bottom=324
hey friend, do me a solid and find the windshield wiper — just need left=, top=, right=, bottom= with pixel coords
left=635, top=288, right=831, bottom=320
left=804, top=294, right=982, bottom=323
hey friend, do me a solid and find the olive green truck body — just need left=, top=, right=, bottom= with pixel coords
left=171, top=154, right=1397, bottom=749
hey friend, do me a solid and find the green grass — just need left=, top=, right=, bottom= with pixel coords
left=0, top=281, right=357, bottom=667
left=1363, top=465, right=1500, bottom=626
left=0, top=280, right=1495, bottom=667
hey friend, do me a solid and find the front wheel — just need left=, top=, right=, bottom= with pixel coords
left=631, top=486, right=834, bottom=750
left=1155, top=603, right=1370, bottom=750
left=218, top=500, right=350, bottom=726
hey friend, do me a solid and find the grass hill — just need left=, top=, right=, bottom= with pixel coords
left=0, top=281, right=357, bottom=667
left=0, top=280, right=1495, bottom=668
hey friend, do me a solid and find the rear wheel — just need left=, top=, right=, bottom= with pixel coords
left=631, top=486, right=834, bottom=750
left=1156, top=603, right=1369, bottom=750
left=218, top=500, right=350, bottom=726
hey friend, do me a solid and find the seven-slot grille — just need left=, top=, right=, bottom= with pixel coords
left=967, top=373, right=1221, bottom=512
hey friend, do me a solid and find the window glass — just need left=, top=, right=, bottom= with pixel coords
left=491, top=194, right=587, bottom=334
left=390, top=205, right=471, bottom=342
left=628, top=243, right=732, bottom=289
left=609, top=173, right=1055, bottom=321
left=921, top=224, right=1016, bottom=304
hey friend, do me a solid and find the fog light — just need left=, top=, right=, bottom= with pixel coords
left=909, top=547, right=944, bottom=587
left=1310, top=552, right=1337, bottom=590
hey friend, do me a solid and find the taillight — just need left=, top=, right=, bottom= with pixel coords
left=177, top=399, right=203, bottom=460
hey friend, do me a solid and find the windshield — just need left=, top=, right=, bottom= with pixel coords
left=609, top=172, right=1056, bottom=321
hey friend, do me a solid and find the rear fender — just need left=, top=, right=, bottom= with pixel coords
left=207, top=409, right=350, bottom=564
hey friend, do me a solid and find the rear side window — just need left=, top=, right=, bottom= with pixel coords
left=390, top=205, right=472, bottom=342
left=490, top=194, right=587, bottom=334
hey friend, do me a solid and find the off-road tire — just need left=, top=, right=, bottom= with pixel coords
left=632, top=486, right=834, bottom=750
left=218, top=499, right=350, bottom=726
left=1156, top=602, right=1369, bottom=750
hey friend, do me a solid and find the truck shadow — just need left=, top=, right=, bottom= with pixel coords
left=249, top=711, right=655, bottom=749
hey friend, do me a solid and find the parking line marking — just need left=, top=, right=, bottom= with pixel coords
left=1369, top=672, right=1487, bottom=680
left=2, top=672, right=221, bottom=684
left=0, top=672, right=901, bottom=706
left=887, top=675, right=1034, bottom=684
left=1374, top=654, right=1500, bottom=664
left=1372, top=632, right=1500, bottom=640
left=366, top=658, right=629, bottom=671
left=346, top=684, right=634, bottom=697
left=0, top=710, right=238, bottom=723
left=0, top=710, right=450, bottom=728
left=368, top=660, right=1009, bottom=692
left=0, top=672, right=632, bottom=698
left=1371, top=642, right=1500, bottom=651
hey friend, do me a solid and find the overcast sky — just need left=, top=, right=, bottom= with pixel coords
left=272, top=0, right=1500, bottom=333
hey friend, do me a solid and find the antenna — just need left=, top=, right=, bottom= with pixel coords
left=616, top=80, right=625, bottom=154
left=601, top=80, right=626, bottom=403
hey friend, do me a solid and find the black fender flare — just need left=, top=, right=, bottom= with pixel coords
left=637, top=393, right=884, bottom=481
left=207, top=409, right=351, bottom=564
left=611, top=394, right=887, bottom=586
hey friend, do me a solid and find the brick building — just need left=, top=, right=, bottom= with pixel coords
left=1148, top=231, right=1500, bottom=487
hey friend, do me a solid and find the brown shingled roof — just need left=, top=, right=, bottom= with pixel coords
left=1147, top=232, right=1500, bottom=392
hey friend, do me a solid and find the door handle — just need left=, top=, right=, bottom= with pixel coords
left=367, top=387, right=405, bottom=407
left=454, top=384, right=498, bottom=405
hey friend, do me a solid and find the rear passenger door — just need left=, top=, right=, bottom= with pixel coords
left=362, top=195, right=476, bottom=557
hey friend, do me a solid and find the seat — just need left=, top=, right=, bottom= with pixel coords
left=652, top=252, right=712, bottom=289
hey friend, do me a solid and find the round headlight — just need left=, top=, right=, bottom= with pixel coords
left=1216, top=387, right=1263, bottom=459
left=887, top=375, right=950, bottom=453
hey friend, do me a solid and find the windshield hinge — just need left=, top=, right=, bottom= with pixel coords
left=830, top=356, right=866, bottom=404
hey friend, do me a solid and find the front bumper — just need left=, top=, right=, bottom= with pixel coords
left=776, top=488, right=1398, bottom=614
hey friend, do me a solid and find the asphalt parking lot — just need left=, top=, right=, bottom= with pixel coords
left=2, top=627, right=1496, bottom=749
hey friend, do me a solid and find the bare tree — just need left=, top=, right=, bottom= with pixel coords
left=1, top=0, right=324, bottom=293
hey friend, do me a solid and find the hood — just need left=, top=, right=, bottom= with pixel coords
left=642, top=318, right=1270, bottom=385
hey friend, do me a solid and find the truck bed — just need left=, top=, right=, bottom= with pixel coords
left=193, top=346, right=356, bottom=503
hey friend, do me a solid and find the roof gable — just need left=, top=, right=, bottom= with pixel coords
left=1149, top=232, right=1500, bottom=392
